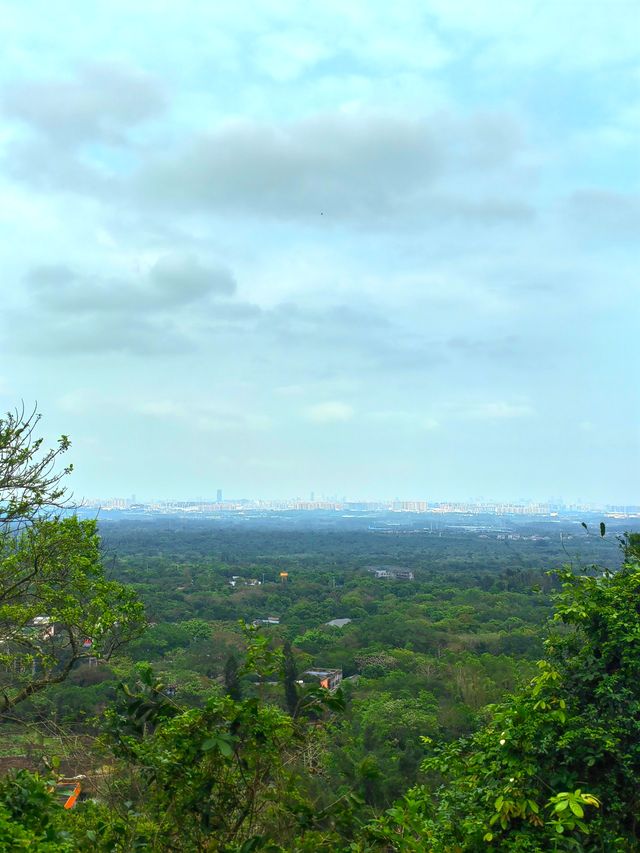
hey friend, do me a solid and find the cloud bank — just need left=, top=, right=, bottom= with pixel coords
left=0, top=0, right=637, bottom=503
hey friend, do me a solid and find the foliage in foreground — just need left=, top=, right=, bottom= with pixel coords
left=61, top=639, right=356, bottom=852
left=361, top=535, right=640, bottom=851
left=0, top=769, right=72, bottom=851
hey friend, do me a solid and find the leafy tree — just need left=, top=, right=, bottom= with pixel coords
left=0, top=406, right=145, bottom=716
left=0, top=516, right=145, bottom=715
left=0, top=405, right=72, bottom=528
left=87, top=636, right=302, bottom=851
left=103, top=693, right=294, bottom=850
left=362, top=538, right=640, bottom=850
left=623, top=531, right=640, bottom=561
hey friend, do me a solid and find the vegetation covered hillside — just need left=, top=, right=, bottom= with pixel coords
left=1, top=408, right=639, bottom=851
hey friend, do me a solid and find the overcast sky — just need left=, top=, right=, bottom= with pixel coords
left=1, top=1, right=638, bottom=503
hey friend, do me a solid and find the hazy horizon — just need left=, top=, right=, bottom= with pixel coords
left=78, top=491, right=633, bottom=508
left=1, top=2, right=638, bottom=504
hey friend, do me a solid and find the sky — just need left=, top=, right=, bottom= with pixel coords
left=1, top=1, right=638, bottom=504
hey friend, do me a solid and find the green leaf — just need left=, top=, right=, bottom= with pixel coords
left=569, top=802, right=584, bottom=818
left=202, top=736, right=234, bottom=757
left=218, top=739, right=234, bottom=758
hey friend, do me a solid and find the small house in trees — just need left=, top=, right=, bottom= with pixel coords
left=252, top=616, right=280, bottom=626
left=302, top=668, right=343, bottom=691
left=325, top=618, right=352, bottom=628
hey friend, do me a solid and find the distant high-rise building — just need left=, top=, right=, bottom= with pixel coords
left=310, top=491, right=315, bottom=502
left=217, top=489, right=223, bottom=502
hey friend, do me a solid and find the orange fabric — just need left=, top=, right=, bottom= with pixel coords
left=63, top=783, right=81, bottom=809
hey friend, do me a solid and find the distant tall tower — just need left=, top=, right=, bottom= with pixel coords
left=310, top=491, right=315, bottom=502
left=217, top=489, right=223, bottom=502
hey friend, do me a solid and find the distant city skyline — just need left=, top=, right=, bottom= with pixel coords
left=80, top=493, right=639, bottom=515
left=1, top=2, right=638, bottom=505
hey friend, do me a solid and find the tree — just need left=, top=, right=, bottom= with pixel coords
left=224, top=652, right=242, bottom=701
left=0, top=515, right=145, bottom=716
left=101, top=692, right=295, bottom=850
left=0, top=406, right=145, bottom=716
left=0, top=404, right=72, bottom=528
left=362, top=536, right=640, bottom=850
left=282, top=639, right=299, bottom=716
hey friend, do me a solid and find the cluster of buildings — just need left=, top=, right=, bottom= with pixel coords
left=366, top=566, right=415, bottom=580
left=228, top=576, right=261, bottom=588
left=82, top=496, right=640, bottom=518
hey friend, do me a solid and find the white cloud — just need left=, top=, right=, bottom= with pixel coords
left=4, top=254, right=241, bottom=356
left=133, top=399, right=274, bottom=433
left=26, top=254, right=236, bottom=314
left=305, top=401, right=354, bottom=423
left=138, top=109, right=529, bottom=226
left=566, top=189, right=640, bottom=241
left=2, top=61, right=166, bottom=144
